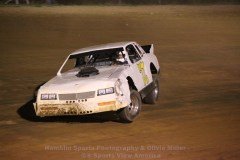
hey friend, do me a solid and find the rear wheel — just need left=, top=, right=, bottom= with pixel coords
left=143, top=76, right=159, bottom=104
left=118, top=90, right=142, bottom=123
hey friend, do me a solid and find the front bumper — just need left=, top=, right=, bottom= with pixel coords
left=33, top=100, right=127, bottom=117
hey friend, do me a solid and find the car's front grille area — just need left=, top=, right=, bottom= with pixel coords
left=59, top=93, right=76, bottom=100
left=58, top=91, right=95, bottom=100
left=77, top=92, right=95, bottom=99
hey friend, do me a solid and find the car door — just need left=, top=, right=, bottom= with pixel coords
left=133, top=43, right=153, bottom=85
left=126, top=44, right=147, bottom=91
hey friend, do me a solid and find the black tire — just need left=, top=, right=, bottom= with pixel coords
left=143, top=76, right=159, bottom=104
left=118, top=90, right=142, bottom=123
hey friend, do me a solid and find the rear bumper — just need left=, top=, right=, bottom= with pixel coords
left=33, top=100, right=127, bottom=117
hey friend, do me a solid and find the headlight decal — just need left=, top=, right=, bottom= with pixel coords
left=105, top=87, right=114, bottom=94
left=41, top=94, right=57, bottom=100
left=41, top=94, right=49, bottom=100
left=97, top=87, right=114, bottom=96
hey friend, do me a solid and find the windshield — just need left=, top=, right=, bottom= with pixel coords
left=70, top=47, right=127, bottom=68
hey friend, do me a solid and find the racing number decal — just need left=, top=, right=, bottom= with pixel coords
left=137, top=61, right=149, bottom=86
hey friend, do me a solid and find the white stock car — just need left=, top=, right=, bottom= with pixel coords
left=34, top=41, right=160, bottom=122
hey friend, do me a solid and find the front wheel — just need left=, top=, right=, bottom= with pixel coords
left=118, top=90, right=142, bottom=123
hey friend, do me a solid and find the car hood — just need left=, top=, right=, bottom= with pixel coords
left=40, top=65, right=127, bottom=93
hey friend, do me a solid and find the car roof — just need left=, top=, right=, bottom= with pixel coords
left=70, top=41, right=134, bottom=55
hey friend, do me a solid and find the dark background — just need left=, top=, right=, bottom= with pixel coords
left=1, top=0, right=240, bottom=5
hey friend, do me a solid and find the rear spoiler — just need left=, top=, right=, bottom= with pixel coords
left=141, top=44, right=154, bottom=54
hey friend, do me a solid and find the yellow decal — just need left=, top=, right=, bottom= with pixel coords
left=137, top=61, right=149, bottom=85
left=98, top=101, right=116, bottom=106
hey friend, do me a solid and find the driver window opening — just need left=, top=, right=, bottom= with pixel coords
left=126, top=44, right=141, bottom=63
left=134, top=44, right=143, bottom=56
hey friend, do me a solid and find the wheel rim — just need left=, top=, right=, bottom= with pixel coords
left=127, top=94, right=139, bottom=116
left=153, top=81, right=159, bottom=100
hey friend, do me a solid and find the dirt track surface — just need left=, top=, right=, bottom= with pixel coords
left=0, top=5, right=240, bottom=160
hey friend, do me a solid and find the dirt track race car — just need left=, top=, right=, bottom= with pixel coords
left=34, top=41, right=160, bottom=122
